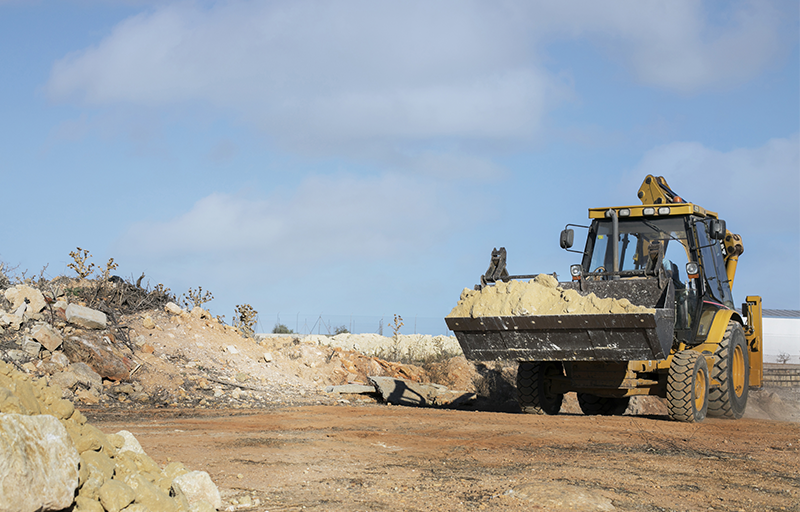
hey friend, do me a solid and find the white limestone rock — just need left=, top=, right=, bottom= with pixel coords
left=4, top=285, right=46, bottom=316
left=172, top=470, right=222, bottom=510
left=21, top=338, right=41, bottom=357
left=115, top=430, right=145, bottom=455
left=31, top=324, right=64, bottom=352
left=66, top=304, right=107, bottom=329
left=0, top=413, right=81, bottom=512
left=165, top=302, right=184, bottom=315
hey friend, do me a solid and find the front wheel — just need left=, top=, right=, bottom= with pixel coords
left=667, top=350, right=709, bottom=423
left=708, top=321, right=749, bottom=419
left=517, top=362, right=564, bottom=415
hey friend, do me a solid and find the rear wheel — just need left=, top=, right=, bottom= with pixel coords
left=667, top=350, right=709, bottom=423
left=708, top=321, right=749, bottom=419
left=517, top=362, right=563, bottom=415
left=577, top=393, right=630, bottom=416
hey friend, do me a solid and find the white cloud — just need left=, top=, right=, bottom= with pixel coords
left=543, top=0, right=786, bottom=93
left=627, top=134, right=799, bottom=228
left=47, top=1, right=552, bottom=151
left=46, top=0, right=789, bottom=159
left=115, top=172, right=468, bottom=270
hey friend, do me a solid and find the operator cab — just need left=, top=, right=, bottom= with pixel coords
left=561, top=204, right=735, bottom=345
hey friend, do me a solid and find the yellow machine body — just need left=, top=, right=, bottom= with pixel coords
left=447, top=174, right=763, bottom=422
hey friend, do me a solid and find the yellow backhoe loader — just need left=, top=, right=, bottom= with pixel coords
left=446, top=175, right=762, bottom=422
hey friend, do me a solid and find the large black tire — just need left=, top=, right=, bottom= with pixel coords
left=577, top=393, right=630, bottom=416
left=517, top=362, right=563, bottom=415
left=708, top=321, right=749, bottom=419
left=667, top=350, right=709, bottom=423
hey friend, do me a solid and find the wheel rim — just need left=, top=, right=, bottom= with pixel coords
left=732, top=344, right=746, bottom=397
left=694, top=367, right=706, bottom=411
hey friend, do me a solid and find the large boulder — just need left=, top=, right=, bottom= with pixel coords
left=63, top=337, right=131, bottom=382
left=0, top=413, right=81, bottom=512
left=4, top=285, right=46, bottom=317
left=65, top=304, right=107, bottom=329
left=172, top=470, right=222, bottom=510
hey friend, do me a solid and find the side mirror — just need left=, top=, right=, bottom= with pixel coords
left=709, top=219, right=727, bottom=240
left=560, top=229, right=574, bottom=249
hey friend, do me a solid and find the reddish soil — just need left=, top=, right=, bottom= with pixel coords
left=87, top=405, right=800, bottom=512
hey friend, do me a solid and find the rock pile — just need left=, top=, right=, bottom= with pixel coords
left=0, top=359, right=221, bottom=512
left=448, top=274, right=654, bottom=318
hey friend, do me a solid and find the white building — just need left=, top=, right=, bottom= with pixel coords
left=761, top=310, right=800, bottom=364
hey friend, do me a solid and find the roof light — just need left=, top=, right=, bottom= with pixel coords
left=658, top=206, right=671, bottom=215
left=643, top=207, right=655, bottom=215
left=618, top=208, right=631, bottom=217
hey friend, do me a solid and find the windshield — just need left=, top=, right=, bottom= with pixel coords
left=589, top=217, right=690, bottom=274
left=588, top=216, right=698, bottom=332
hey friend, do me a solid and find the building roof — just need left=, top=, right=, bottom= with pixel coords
left=762, top=309, right=800, bottom=319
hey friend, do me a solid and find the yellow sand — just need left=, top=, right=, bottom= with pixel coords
left=447, top=274, right=654, bottom=318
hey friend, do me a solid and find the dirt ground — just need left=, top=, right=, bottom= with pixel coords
left=86, top=405, right=800, bottom=512
left=3, top=284, right=798, bottom=512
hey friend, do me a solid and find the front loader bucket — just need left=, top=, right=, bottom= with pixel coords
left=446, top=309, right=674, bottom=362
left=446, top=277, right=676, bottom=362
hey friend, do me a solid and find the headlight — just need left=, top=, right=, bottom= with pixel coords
left=570, top=265, right=583, bottom=280
left=658, top=206, right=671, bottom=215
left=618, top=208, right=630, bottom=217
left=643, top=207, right=655, bottom=215
left=686, top=262, right=700, bottom=278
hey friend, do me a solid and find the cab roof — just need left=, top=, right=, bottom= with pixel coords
left=588, top=203, right=719, bottom=220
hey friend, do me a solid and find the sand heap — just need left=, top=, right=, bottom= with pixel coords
left=448, top=274, right=654, bottom=318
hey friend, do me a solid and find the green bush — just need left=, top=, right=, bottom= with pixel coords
left=272, top=323, right=293, bottom=334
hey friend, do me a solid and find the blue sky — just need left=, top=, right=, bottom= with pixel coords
left=1, top=0, right=798, bottom=334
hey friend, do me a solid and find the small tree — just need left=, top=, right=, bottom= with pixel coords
left=776, top=352, right=792, bottom=364
left=333, top=325, right=349, bottom=335
left=272, top=323, right=293, bottom=334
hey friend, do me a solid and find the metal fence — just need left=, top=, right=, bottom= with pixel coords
left=256, top=313, right=452, bottom=337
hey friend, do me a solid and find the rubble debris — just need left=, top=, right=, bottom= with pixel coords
left=30, top=323, right=64, bottom=352
left=142, top=316, right=156, bottom=329
left=21, top=338, right=41, bottom=357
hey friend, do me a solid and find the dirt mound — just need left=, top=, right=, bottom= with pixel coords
left=448, top=274, right=653, bottom=318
